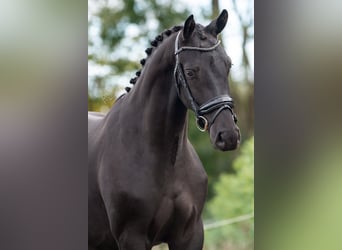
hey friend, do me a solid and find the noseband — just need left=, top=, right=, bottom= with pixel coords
left=174, top=31, right=237, bottom=132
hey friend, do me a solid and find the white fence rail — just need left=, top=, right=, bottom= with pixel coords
left=204, top=213, right=254, bottom=231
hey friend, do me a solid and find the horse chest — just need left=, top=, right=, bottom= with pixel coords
left=151, top=181, right=206, bottom=244
left=149, top=151, right=208, bottom=242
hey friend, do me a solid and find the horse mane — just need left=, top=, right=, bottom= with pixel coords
left=124, top=25, right=183, bottom=93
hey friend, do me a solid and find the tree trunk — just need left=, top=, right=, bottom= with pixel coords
left=211, top=0, right=219, bottom=19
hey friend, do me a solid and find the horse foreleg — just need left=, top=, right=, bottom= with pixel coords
left=118, top=226, right=150, bottom=250
left=168, top=220, right=204, bottom=250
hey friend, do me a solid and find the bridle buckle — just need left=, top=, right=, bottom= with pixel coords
left=196, top=116, right=209, bottom=132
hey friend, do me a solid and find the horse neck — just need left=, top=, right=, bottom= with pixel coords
left=126, top=33, right=188, bottom=144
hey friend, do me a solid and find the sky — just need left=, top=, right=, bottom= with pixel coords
left=88, top=0, right=254, bottom=96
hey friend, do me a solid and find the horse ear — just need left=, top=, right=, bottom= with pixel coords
left=183, top=14, right=195, bottom=40
left=205, top=9, right=228, bottom=36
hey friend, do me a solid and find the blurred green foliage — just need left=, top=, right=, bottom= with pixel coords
left=95, top=0, right=189, bottom=50
left=205, top=137, right=254, bottom=250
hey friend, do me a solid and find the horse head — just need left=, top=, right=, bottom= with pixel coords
left=174, top=10, right=241, bottom=151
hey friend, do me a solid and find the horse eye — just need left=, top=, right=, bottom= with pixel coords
left=186, top=70, right=194, bottom=77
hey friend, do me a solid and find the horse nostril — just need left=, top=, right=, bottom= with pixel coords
left=216, top=131, right=229, bottom=147
left=218, top=131, right=229, bottom=142
left=217, top=132, right=224, bottom=142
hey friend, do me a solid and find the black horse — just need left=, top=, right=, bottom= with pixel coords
left=88, top=10, right=240, bottom=250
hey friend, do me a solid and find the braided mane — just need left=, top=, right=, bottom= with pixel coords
left=124, top=25, right=183, bottom=93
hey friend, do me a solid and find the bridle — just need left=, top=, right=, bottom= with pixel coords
left=173, top=31, right=237, bottom=132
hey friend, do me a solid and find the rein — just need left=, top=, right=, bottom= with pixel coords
left=173, top=31, right=237, bottom=132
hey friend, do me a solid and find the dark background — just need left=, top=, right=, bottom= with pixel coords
left=0, top=0, right=341, bottom=249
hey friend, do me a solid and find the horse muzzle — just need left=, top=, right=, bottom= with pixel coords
left=212, top=128, right=240, bottom=151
